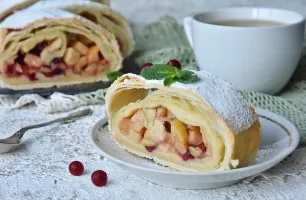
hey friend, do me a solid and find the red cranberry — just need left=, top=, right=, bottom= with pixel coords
left=182, top=150, right=195, bottom=161
left=44, top=72, right=54, bottom=78
left=91, top=170, right=108, bottom=187
left=145, top=145, right=156, bottom=152
left=21, top=65, right=29, bottom=72
left=27, top=73, right=37, bottom=81
left=3, top=64, right=15, bottom=76
left=53, top=68, right=63, bottom=75
left=167, top=59, right=181, bottom=69
left=14, top=71, right=23, bottom=76
left=69, top=161, right=84, bottom=176
left=44, top=68, right=63, bottom=77
left=198, top=143, right=207, bottom=152
left=163, top=121, right=171, bottom=133
left=140, top=63, right=153, bottom=71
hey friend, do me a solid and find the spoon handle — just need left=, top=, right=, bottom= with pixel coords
left=17, top=109, right=92, bottom=139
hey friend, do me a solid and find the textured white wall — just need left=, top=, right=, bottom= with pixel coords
left=111, top=0, right=306, bottom=24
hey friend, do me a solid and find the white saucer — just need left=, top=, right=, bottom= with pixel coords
left=91, top=108, right=300, bottom=189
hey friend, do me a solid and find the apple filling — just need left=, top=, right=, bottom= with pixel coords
left=119, top=106, right=208, bottom=161
left=1, top=34, right=110, bottom=81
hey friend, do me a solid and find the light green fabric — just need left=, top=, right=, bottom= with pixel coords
left=131, top=16, right=306, bottom=145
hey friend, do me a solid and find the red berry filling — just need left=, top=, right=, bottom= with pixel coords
left=167, top=59, right=181, bottom=69
left=3, top=64, right=15, bottom=76
left=182, top=150, right=195, bottom=161
left=197, top=143, right=207, bottom=152
left=1, top=36, right=110, bottom=82
left=140, top=62, right=153, bottom=71
left=163, top=121, right=171, bottom=133
left=27, top=73, right=37, bottom=81
left=69, top=161, right=84, bottom=176
left=91, top=170, right=108, bottom=187
left=44, top=68, right=63, bottom=78
left=145, top=145, right=157, bottom=152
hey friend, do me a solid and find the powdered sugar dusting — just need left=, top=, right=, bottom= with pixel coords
left=29, top=0, right=109, bottom=10
left=0, top=8, right=92, bottom=29
left=187, top=71, right=256, bottom=133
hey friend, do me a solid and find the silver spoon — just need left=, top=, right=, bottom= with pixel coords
left=0, top=108, right=92, bottom=154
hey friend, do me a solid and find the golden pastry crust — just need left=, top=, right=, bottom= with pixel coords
left=0, top=9, right=122, bottom=90
left=105, top=73, right=261, bottom=171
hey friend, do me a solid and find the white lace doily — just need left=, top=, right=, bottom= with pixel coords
left=0, top=89, right=107, bottom=113
left=0, top=105, right=305, bottom=199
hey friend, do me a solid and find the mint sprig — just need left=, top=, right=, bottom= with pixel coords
left=107, top=71, right=124, bottom=82
left=179, top=70, right=200, bottom=84
left=140, top=64, right=200, bottom=86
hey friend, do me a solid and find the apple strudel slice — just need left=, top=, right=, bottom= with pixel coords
left=105, top=72, right=261, bottom=171
left=0, top=9, right=122, bottom=90
left=28, top=0, right=134, bottom=57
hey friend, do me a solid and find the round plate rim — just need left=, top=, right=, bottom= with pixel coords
left=91, top=107, right=300, bottom=176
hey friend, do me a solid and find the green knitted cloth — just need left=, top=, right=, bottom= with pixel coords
left=131, top=16, right=306, bottom=145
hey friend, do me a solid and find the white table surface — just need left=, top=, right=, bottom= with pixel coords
left=1, top=0, right=306, bottom=199
left=1, top=105, right=306, bottom=200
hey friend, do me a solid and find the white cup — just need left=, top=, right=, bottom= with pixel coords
left=184, top=7, right=305, bottom=94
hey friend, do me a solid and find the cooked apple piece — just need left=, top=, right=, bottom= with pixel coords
left=156, top=107, right=167, bottom=118
left=142, top=130, right=156, bottom=146
left=149, top=119, right=167, bottom=142
left=64, top=47, right=80, bottom=66
left=174, top=138, right=187, bottom=154
left=87, top=46, right=100, bottom=64
left=165, top=133, right=175, bottom=145
left=189, top=146, right=202, bottom=157
left=82, top=63, right=98, bottom=77
left=188, top=127, right=203, bottom=146
left=24, top=54, right=43, bottom=68
left=119, top=118, right=130, bottom=134
left=143, top=108, right=156, bottom=125
left=158, top=143, right=171, bottom=152
left=170, top=119, right=188, bottom=148
left=74, top=56, right=87, bottom=73
left=73, top=41, right=89, bottom=55
left=127, top=129, right=143, bottom=142
left=130, top=110, right=147, bottom=132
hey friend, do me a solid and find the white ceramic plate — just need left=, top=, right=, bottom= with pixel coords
left=91, top=108, right=300, bottom=189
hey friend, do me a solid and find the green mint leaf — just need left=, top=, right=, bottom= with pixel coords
left=140, top=64, right=200, bottom=86
left=163, top=76, right=179, bottom=86
left=107, top=71, right=124, bottom=82
left=140, top=64, right=180, bottom=80
left=178, top=70, right=200, bottom=84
